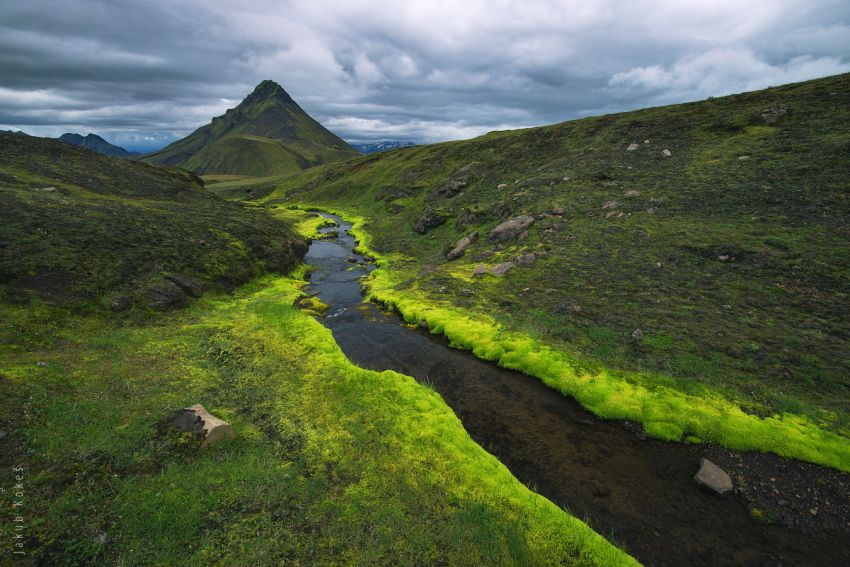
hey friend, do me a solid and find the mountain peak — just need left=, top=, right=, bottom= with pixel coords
left=245, top=79, right=293, bottom=104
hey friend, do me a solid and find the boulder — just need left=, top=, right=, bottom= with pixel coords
left=446, top=232, right=479, bottom=261
left=753, top=103, right=787, bottom=125
left=169, top=404, right=234, bottom=448
left=412, top=209, right=447, bottom=234
left=661, top=149, right=672, bottom=157
left=110, top=295, right=132, bottom=312
left=166, top=273, right=203, bottom=298
left=515, top=253, right=536, bottom=266
left=488, top=215, right=535, bottom=243
left=472, top=264, right=488, bottom=277
left=491, top=261, right=516, bottom=276
left=693, top=458, right=733, bottom=496
left=143, top=281, right=187, bottom=310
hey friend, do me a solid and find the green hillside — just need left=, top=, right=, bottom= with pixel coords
left=143, top=80, right=359, bottom=176
left=0, top=133, right=306, bottom=309
left=260, top=73, right=850, bottom=464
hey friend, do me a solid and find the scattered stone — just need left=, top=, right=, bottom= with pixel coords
left=630, top=328, right=644, bottom=342
left=602, top=201, right=619, bottom=209
left=94, top=533, right=109, bottom=546
left=169, top=404, right=234, bottom=448
left=552, top=206, right=565, bottom=215
left=624, top=190, right=641, bottom=198
left=627, top=142, right=640, bottom=151
left=738, top=155, right=751, bottom=161
left=198, top=239, right=206, bottom=245
left=419, top=320, right=429, bottom=330
left=693, top=458, right=733, bottom=496
left=458, top=288, right=474, bottom=297
left=166, top=273, right=203, bottom=298
left=488, top=215, right=535, bottom=243
left=472, top=264, right=488, bottom=277
left=644, top=139, right=650, bottom=144
left=562, top=176, right=570, bottom=181
left=515, top=253, right=536, bottom=266
left=144, top=280, right=188, bottom=310
left=36, top=361, right=48, bottom=367
left=753, top=103, right=788, bottom=125
left=37, top=186, right=57, bottom=192
left=491, top=261, right=516, bottom=277
left=497, top=183, right=508, bottom=189
left=412, top=209, right=448, bottom=234
left=446, top=232, right=479, bottom=261
left=110, top=295, right=132, bottom=312
left=661, top=149, right=672, bottom=157
left=718, top=255, right=730, bottom=261
left=347, top=256, right=358, bottom=263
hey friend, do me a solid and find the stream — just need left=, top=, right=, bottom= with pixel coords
left=303, top=213, right=848, bottom=567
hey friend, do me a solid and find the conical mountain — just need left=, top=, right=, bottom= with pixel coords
left=143, top=80, right=359, bottom=176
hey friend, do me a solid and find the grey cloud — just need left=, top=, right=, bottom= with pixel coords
left=1, top=0, right=848, bottom=149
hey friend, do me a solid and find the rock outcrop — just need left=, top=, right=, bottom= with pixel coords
left=446, top=233, right=478, bottom=261
left=488, top=215, right=535, bottom=243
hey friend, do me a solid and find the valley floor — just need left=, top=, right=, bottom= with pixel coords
left=0, top=222, right=632, bottom=565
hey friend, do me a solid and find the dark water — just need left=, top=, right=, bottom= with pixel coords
left=304, top=213, right=846, bottom=567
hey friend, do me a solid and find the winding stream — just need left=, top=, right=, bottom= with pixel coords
left=303, top=213, right=847, bottom=567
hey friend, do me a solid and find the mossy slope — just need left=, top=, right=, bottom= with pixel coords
left=0, top=133, right=305, bottom=308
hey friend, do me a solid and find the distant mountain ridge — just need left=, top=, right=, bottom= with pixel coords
left=58, top=133, right=139, bottom=157
left=350, top=141, right=416, bottom=154
left=142, top=80, right=359, bottom=176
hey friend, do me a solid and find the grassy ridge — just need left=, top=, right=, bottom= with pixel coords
left=0, top=265, right=636, bottom=565
left=258, top=73, right=850, bottom=470
left=0, top=133, right=305, bottom=309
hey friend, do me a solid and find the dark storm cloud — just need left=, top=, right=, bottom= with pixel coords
left=1, top=0, right=849, bottom=150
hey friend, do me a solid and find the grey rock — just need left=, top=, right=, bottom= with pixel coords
left=693, top=458, right=733, bottom=496
left=144, top=280, right=187, bottom=310
left=552, top=206, right=565, bottom=215
left=459, top=288, right=475, bottom=297
left=488, top=215, right=535, bottom=243
left=446, top=232, right=479, bottom=261
left=626, top=142, right=640, bottom=151
left=630, top=328, right=644, bottom=342
left=419, top=320, right=429, bottom=329
left=412, top=209, right=447, bottom=234
left=491, top=261, right=516, bottom=277
left=661, top=149, right=672, bottom=157
left=166, top=273, right=203, bottom=298
left=472, top=264, right=488, bottom=277
left=515, top=253, right=536, bottom=266
left=110, top=295, right=132, bottom=312
left=753, top=103, right=787, bottom=125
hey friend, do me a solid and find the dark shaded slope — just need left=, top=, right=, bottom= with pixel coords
left=58, top=133, right=138, bottom=157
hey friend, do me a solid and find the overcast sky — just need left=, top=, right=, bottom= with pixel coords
left=1, top=1, right=849, bottom=152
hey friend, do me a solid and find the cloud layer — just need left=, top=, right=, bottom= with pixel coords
left=1, top=1, right=848, bottom=151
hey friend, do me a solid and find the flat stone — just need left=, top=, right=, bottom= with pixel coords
left=491, top=261, right=516, bottom=277
left=488, top=215, right=535, bottom=243
left=472, top=264, right=488, bottom=277
left=170, top=404, right=234, bottom=448
left=693, top=458, right=733, bottom=496
left=627, top=142, right=640, bottom=151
